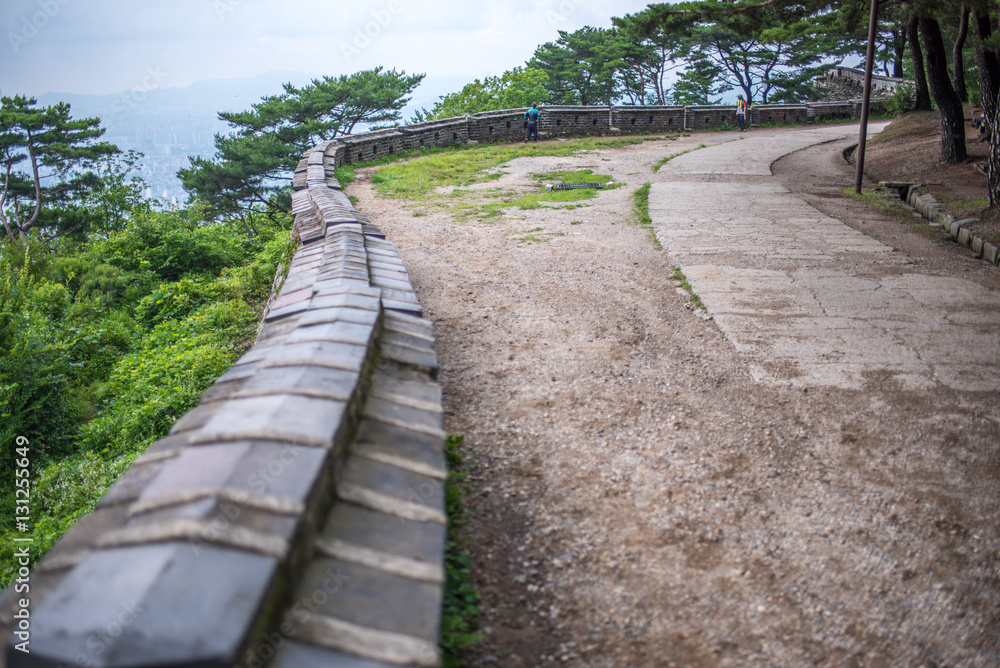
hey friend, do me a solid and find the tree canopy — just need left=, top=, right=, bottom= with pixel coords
left=420, top=67, right=550, bottom=120
left=179, top=67, right=424, bottom=220
left=0, top=96, right=119, bottom=243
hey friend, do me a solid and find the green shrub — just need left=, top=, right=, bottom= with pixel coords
left=886, top=84, right=915, bottom=117
left=0, top=258, right=81, bottom=461
left=80, top=299, right=254, bottom=456
left=94, top=211, right=255, bottom=281
left=136, top=277, right=219, bottom=327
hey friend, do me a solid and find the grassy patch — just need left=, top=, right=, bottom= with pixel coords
left=511, top=227, right=567, bottom=245
left=440, top=435, right=483, bottom=666
left=631, top=182, right=662, bottom=250
left=370, top=136, right=645, bottom=201
left=670, top=266, right=705, bottom=309
left=387, top=160, right=617, bottom=222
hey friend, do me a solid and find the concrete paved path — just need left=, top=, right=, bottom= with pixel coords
left=650, top=124, right=1000, bottom=392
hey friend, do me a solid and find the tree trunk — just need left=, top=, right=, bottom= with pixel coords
left=892, top=28, right=906, bottom=79
left=954, top=6, right=970, bottom=103
left=908, top=14, right=932, bottom=111
left=919, top=15, right=967, bottom=164
left=973, top=10, right=1000, bottom=121
left=974, top=10, right=1000, bottom=206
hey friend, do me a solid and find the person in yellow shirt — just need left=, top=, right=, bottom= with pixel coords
left=736, top=94, right=750, bottom=132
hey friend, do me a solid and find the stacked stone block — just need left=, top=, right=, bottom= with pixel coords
left=612, top=106, right=685, bottom=133
left=466, top=110, right=527, bottom=142
left=541, top=106, right=612, bottom=137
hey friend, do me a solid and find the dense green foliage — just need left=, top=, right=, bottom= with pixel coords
left=179, top=67, right=424, bottom=220
left=0, top=204, right=294, bottom=589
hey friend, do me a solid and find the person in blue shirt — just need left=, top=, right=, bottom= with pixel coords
left=525, top=103, right=540, bottom=143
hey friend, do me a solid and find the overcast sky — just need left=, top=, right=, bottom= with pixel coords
left=2, top=0, right=658, bottom=97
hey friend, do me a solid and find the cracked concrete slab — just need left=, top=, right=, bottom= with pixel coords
left=651, top=123, right=1000, bottom=391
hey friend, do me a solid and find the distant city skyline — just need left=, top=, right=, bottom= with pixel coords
left=3, top=0, right=656, bottom=98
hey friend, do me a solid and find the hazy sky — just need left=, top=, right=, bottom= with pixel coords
left=2, top=0, right=657, bottom=97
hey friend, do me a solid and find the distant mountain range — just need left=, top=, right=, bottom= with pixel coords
left=32, top=71, right=472, bottom=204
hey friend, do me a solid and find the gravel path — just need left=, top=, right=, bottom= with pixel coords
left=348, top=125, right=1000, bottom=667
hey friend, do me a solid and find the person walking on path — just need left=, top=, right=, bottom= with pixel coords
left=525, top=103, right=540, bottom=143
left=736, top=94, right=750, bottom=132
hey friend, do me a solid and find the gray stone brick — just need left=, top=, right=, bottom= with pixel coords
left=318, top=269, right=370, bottom=283
left=363, top=396, right=442, bottom=436
left=271, top=641, right=399, bottom=668
left=322, top=503, right=445, bottom=573
left=290, top=557, right=441, bottom=642
left=200, top=375, right=251, bottom=404
left=98, top=459, right=172, bottom=509
left=13, top=544, right=278, bottom=668
left=311, top=280, right=381, bottom=299
left=267, top=300, right=311, bottom=322
left=298, top=306, right=379, bottom=328
left=310, top=292, right=380, bottom=312
left=256, top=315, right=303, bottom=344
left=369, top=266, right=410, bottom=283
left=369, top=276, right=413, bottom=292
left=190, top=395, right=349, bottom=449
left=379, top=343, right=439, bottom=377
left=126, top=498, right=301, bottom=546
left=286, top=321, right=376, bottom=347
left=984, top=242, right=1000, bottom=265
left=382, top=300, right=423, bottom=317
left=353, top=419, right=446, bottom=480
left=257, top=340, right=368, bottom=371
left=382, top=328, right=435, bottom=353
left=382, top=314, right=434, bottom=342
left=379, top=287, right=419, bottom=304
left=370, top=365, right=442, bottom=408
left=136, top=442, right=327, bottom=507
left=169, top=401, right=225, bottom=435
left=338, top=456, right=444, bottom=522
left=237, top=365, right=360, bottom=402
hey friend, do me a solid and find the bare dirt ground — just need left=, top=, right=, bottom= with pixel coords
left=347, top=125, right=1000, bottom=667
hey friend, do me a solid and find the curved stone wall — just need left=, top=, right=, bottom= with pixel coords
left=1, top=97, right=888, bottom=668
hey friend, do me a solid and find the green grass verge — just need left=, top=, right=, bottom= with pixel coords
left=631, top=182, right=662, bottom=250
left=440, top=435, right=483, bottom=666
left=670, top=266, right=705, bottom=309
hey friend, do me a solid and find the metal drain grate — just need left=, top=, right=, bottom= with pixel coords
left=545, top=182, right=606, bottom=191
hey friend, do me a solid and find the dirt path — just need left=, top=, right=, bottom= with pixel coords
left=347, top=126, right=1000, bottom=667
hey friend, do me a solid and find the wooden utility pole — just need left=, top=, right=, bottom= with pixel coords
left=855, top=0, right=879, bottom=193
